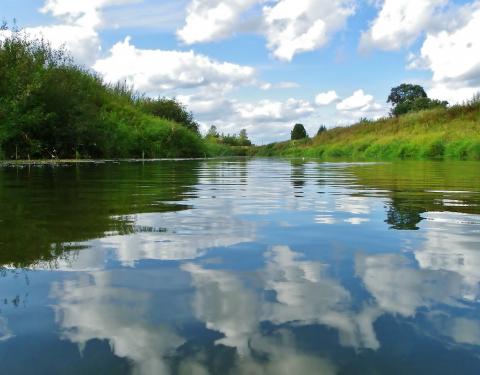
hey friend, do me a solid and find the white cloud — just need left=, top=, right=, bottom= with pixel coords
left=177, top=0, right=260, bottom=44
left=263, top=0, right=356, bottom=61
left=183, top=96, right=316, bottom=143
left=235, top=98, right=314, bottom=122
left=23, top=25, right=101, bottom=65
left=413, top=2, right=480, bottom=103
left=260, top=81, right=300, bottom=90
left=93, top=37, right=256, bottom=95
left=315, top=90, right=339, bottom=106
left=178, top=94, right=318, bottom=141
left=336, top=89, right=382, bottom=113
left=102, top=1, right=188, bottom=31
left=177, top=0, right=355, bottom=60
left=40, top=0, right=139, bottom=28
left=13, top=0, right=138, bottom=65
left=360, top=0, right=447, bottom=51
left=0, top=29, right=13, bottom=42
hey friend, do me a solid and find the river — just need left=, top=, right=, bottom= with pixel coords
left=1, top=159, right=480, bottom=374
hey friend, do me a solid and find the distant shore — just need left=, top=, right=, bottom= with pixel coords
left=252, top=101, right=480, bottom=161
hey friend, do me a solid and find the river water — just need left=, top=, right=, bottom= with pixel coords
left=1, top=159, right=480, bottom=374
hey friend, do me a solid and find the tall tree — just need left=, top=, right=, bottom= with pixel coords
left=317, top=125, right=327, bottom=136
left=291, top=124, right=308, bottom=140
left=238, top=129, right=252, bottom=146
left=387, top=84, right=427, bottom=106
left=387, top=83, right=447, bottom=117
left=207, top=125, right=219, bottom=138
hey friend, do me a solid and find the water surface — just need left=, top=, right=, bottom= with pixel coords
left=1, top=159, right=480, bottom=374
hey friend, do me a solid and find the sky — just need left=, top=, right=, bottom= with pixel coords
left=1, top=0, right=479, bottom=143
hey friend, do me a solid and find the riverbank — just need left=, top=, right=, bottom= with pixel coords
left=253, top=99, right=480, bottom=160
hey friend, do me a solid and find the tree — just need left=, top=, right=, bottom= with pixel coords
left=387, top=83, right=448, bottom=117
left=393, top=97, right=448, bottom=116
left=387, top=84, right=427, bottom=106
left=316, top=125, right=327, bottom=136
left=207, top=125, right=219, bottom=138
left=139, top=97, right=199, bottom=133
left=0, top=28, right=205, bottom=160
left=238, top=129, right=252, bottom=146
left=291, top=124, right=308, bottom=140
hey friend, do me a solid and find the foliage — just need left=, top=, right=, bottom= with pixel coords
left=205, top=127, right=252, bottom=147
left=387, top=83, right=427, bottom=105
left=207, top=125, right=220, bottom=138
left=254, top=96, right=480, bottom=160
left=316, top=125, right=327, bottom=136
left=0, top=30, right=204, bottom=160
left=291, top=123, right=308, bottom=140
left=392, top=96, right=448, bottom=117
left=387, top=83, right=448, bottom=117
left=138, top=97, right=200, bottom=133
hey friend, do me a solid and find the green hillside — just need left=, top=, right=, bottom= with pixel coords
left=0, top=29, right=212, bottom=160
left=254, top=99, right=480, bottom=160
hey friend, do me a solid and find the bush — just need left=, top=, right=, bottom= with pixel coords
left=291, top=124, right=308, bottom=140
left=0, top=29, right=204, bottom=159
left=139, top=97, right=199, bottom=134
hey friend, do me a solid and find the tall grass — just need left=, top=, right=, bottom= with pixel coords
left=254, top=97, right=480, bottom=160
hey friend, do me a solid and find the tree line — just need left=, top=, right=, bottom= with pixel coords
left=206, top=125, right=252, bottom=147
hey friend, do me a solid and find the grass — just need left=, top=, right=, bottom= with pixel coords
left=253, top=99, right=480, bottom=160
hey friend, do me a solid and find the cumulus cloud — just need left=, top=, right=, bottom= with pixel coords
left=412, top=2, right=480, bottom=103
left=315, top=90, right=339, bottom=106
left=13, top=0, right=138, bottom=65
left=260, top=81, right=300, bottom=90
left=177, top=0, right=355, bottom=60
left=235, top=98, right=314, bottom=123
left=334, top=92, right=387, bottom=124
left=180, top=96, right=317, bottom=143
left=93, top=37, right=256, bottom=95
left=23, top=25, right=101, bottom=65
left=263, top=0, right=356, bottom=61
left=336, top=90, right=376, bottom=111
left=360, top=0, right=448, bottom=51
left=175, top=94, right=317, bottom=142
left=39, top=0, right=139, bottom=24
left=178, top=0, right=260, bottom=44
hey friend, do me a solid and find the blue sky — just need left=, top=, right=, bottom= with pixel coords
left=1, top=0, right=479, bottom=143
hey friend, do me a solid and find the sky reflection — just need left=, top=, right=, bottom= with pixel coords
left=1, top=160, right=480, bottom=374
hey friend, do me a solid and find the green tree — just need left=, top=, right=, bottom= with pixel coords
left=207, top=125, right=219, bottom=138
left=139, top=97, right=199, bottom=133
left=0, top=29, right=205, bottom=160
left=393, top=97, right=448, bottom=116
left=238, top=129, right=252, bottom=146
left=387, top=84, right=427, bottom=106
left=316, top=125, right=327, bottom=136
left=291, top=124, right=308, bottom=140
left=387, top=83, right=448, bottom=117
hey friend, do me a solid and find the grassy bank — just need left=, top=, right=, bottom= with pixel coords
left=254, top=99, right=480, bottom=160
left=0, top=29, right=238, bottom=160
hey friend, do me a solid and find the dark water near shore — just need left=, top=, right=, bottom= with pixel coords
left=1, top=159, right=480, bottom=374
